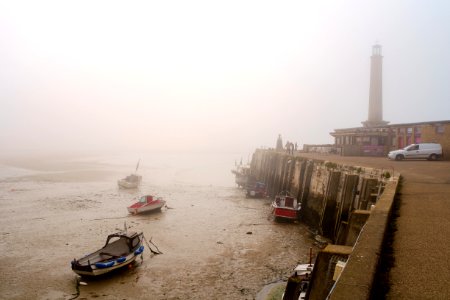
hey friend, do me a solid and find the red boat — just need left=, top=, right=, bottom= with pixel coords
left=271, top=191, right=301, bottom=221
left=127, top=195, right=166, bottom=215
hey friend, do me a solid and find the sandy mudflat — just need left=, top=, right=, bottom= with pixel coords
left=0, top=156, right=316, bottom=300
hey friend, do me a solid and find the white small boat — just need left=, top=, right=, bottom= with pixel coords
left=118, top=174, right=142, bottom=189
left=118, top=160, right=142, bottom=189
left=127, top=195, right=166, bottom=214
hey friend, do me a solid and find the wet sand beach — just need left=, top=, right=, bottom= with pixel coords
left=0, top=154, right=316, bottom=300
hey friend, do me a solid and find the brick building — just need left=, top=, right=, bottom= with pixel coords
left=331, top=120, right=450, bottom=159
left=330, top=45, right=450, bottom=159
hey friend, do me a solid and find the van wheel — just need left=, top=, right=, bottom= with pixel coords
left=395, top=154, right=404, bottom=161
left=429, top=154, right=437, bottom=161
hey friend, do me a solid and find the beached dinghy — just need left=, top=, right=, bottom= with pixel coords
left=118, top=174, right=142, bottom=189
left=127, top=195, right=166, bottom=214
left=118, top=160, right=142, bottom=189
left=71, top=231, right=144, bottom=277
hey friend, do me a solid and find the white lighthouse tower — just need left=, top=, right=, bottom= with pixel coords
left=362, top=44, right=389, bottom=127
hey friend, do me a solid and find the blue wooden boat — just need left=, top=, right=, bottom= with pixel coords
left=71, top=231, right=144, bottom=276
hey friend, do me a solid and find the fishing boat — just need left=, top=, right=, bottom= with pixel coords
left=282, top=249, right=314, bottom=300
left=118, top=174, right=142, bottom=189
left=231, top=163, right=251, bottom=188
left=71, top=231, right=144, bottom=277
left=118, top=160, right=142, bottom=189
left=245, top=181, right=268, bottom=198
left=127, top=195, right=166, bottom=214
left=271, top=191, right=301, bottom=221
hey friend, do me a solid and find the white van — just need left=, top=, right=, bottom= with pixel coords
left=388, top=143, right=442, bottom=161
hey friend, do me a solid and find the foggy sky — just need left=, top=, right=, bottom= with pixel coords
left=1, top=0, right=450, bottom=156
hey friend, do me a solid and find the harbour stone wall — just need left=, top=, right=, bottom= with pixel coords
left=250, top=149, right=399, bottom=299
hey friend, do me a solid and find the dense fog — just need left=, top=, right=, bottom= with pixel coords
left=1, top=0, right=449, bottom=156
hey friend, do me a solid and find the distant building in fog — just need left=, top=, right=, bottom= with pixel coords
left=276, top=134, right=283, bottom=151
left=330, top=44, right=450, bottom=159
left=331, top=120, right=450, bottom=157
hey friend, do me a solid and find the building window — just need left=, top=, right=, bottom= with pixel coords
left=436, top=125, right=445, bottom=134
left=414, top=127, right=421, bottom=143
left=398, top=136, right=404, bottom=148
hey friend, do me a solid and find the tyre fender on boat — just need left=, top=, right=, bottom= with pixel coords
left=134, top=245, right=144, bottom=255
left=95, top=261, right=115, bottom=269
left=116, top=256, right=127, bottom=264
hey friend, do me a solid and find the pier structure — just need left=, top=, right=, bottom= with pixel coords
left=250, top=149, right=399, bottom=299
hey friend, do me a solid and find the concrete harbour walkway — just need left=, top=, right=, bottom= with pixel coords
left=296, top=153, right=450, bottom=299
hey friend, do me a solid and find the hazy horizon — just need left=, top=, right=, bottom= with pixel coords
left=1, top=0, right=450, bottom=156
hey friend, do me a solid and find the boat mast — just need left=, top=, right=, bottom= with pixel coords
left=135, top=159, right=140, bottom=173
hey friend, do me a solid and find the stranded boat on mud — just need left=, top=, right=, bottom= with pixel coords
left=245, top=181, right=267, bottom=198
left=271, top=191, right=301, bottom=221
left=282, top=261, right=314, bottom=299
left=71, top=231, right=144, bottom=277
left=118, top=174, right=142, bottom=189
left=127, top=195, right=166, bottom=214
left=118, top=160, right=142, bottom=189
left=231, top=163, right=251, bottom=188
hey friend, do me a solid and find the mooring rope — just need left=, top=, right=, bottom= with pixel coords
left=143, top=235, right=163, bottom=255
left=69, top=277, right=81, bottom=300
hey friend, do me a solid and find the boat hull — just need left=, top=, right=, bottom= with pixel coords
left=71, top=232, right=144, bottom=277
left=127, top=201, right=165, bottom=214
left=72, top=254, right=140, bottom=276
left=272, top=206, right=300, bottom=220
left=231, top=165, right=251, bottom=188
left=118, top=180, right=139, bottom=189
left=282, top=264, right=314, bottom=300
left=271, top=192, right=301, bottom=221
left=117, top=174, right=142, bottom=189
left=245, top=182, right=267, bottom=198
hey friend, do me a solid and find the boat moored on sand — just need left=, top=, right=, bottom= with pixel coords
left=127, top=195, right=166, bottom=214
left=245, top=181, right=268, bottom=198
left=118, top=160, right=142, bottom=189
left=71, top=231, right=144, bottom=277
left=118, top=174, right=142, bottom=189
left=271, top=191, right=301, bottom=221
left=231, top=163, right=251, bottom=188
left=282, top=263, right=314, bottom=300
